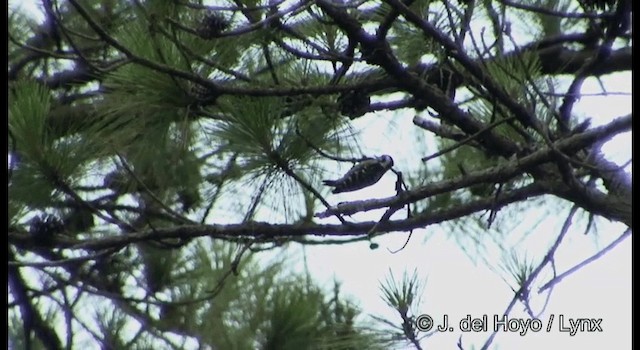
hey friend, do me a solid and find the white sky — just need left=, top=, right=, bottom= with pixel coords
left=9, top=2, right=631, bottom=349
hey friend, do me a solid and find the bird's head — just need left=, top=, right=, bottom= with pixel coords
left=377, top=155, right=394, bottom=169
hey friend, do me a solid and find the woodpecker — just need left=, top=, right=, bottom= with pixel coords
left=323, top=155, right=394, bottom=194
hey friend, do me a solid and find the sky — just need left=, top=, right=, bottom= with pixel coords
left=9, top=1, right=632, bottom=349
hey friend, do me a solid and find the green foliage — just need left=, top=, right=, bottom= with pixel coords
left=212, top=94, right=343, bottom=173
left=479, top=52, right=544, bottom=127
left=500, top=250, right=537, bottom=292
left=203, top=89, right=352, bottom=222
left=10, top=160, right=59, bottom=210
left=455, top=50, right=553, bottom=143
left=142, top=0, right=179, bottom=18
left=391, top=4, right=448, bottom=65
left=439, top=143, right=502, bottom=199
left=96, top=307, right=130, bottom=349
left=214, top=96, right=282, bottom=163
left=261, top=280, right=384, bottom=350
left=9, top=81, right=104, bottom=210
left=262, top=283, right=326, bottom=350
left=8, top=0, right=631, bottom=348
left=380, top=269, right=423, bottom=314
left=8, top=10, right=38, bottom=61
left=378, top=269, right=426, bottom=344
left=391, top=22, right=432, bottom=65
left=530, top=0, right=575, bottom=37
left=99, top=240, right=385, bottom=349
left=9, top=81, right=53, bottom=161
left=101, top=64, right=192, bottom=119
left=484, top=51, right=543, bottom=94
left=139, top=243, right=179, bottom=293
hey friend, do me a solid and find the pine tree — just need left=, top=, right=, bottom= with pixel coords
left=9, top=0, right=630, bottom=348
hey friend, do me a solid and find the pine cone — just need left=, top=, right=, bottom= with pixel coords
left=338, top=90, right=370, bottom=119
left=189, top=82, right=217, bottom=100
left=188, top=82, right=219, bottom=105
left=578, top=0, right=616, bottom=11
left=64, top=208, right=95, bottom=232
left=29, top=213, right=65, bottom=245
left=196, top=12, right=229, bottom=39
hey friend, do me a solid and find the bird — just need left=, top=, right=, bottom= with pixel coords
left=323, top=155, right=394, bottom=194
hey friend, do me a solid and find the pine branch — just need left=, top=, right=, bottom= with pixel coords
left=480, top=205, right=580, bottom=350
left=8, top=249, right=63, bottom=350
left=9, top=182, right=548, bottom=251
left=538, top=228, right=631, bottom=293
left=318, top=114, right=630, bottom=218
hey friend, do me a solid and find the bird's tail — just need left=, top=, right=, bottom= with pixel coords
left=322, top=179, right=338, bottom=186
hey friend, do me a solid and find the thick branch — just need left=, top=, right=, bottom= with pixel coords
left=316, top=0, right=522, bottom=158
left=317, top=114, right=631, bottom=219
left=549, top=180, right=631, bottom=228
left=8, top=183, right=548, bottom=251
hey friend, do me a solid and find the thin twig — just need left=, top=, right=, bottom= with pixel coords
left=294, top=123, right=369, bottom=163
left=538, top=228, right=631, bottom=293
left=421, top=116, right=517, bottom=162
left=480, top=205, right=578, bottom=350
left=115, top=154, right=195, bottom=225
